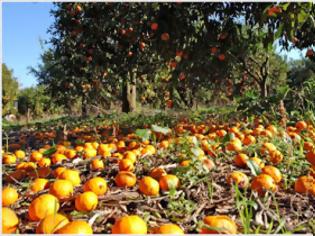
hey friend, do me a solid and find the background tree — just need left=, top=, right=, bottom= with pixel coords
left=17, top=85, right=64, bottom=118
left=33, top=2, right=315, bottom=116
left=2, top=64, right=19, bottom=115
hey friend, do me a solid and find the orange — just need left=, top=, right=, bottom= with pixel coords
left=49, top=179, right=74, bottom=200
left=62, top=141, right=72, bottom=147
left=288, top=132, right=301, bottom=143
left=234, top=153, right=249, bottom=168
left=75, top=191, right=98, bottom=212
left=180, top=160, right=191, bottom=167
left=251, top=174, right=277, bottom=196
left=2, top=186, right=19, bottom=207
left=3, top=153, right=16, bottom=164
left=30, top=151, right=43, bottom=162
left=56, top=144, right=67, bottom=154
left=296, top=120, right=307, bottom=130
left=21, top=162, right=37, bottom=170
left=227, top=171, right=249, bottom=189
left=36, top=213, right=69, bottom=234
left=141, top=145, right=156, bottom=156
left=154, top=223, right=184, bottom=234
left=84, top=142, right=93, bottom=149
left=97, top=143, right=110, bottom=155
left=201, top=215, right=237, bottom=234
left=151, top=22, right=158, bottom=31
left=109, top=142, right=117, bottom=152
left=132, top=147, right=141, bottom=156
left=84, top=148, right=97, bottom=159
left=229, top=126, right=239, bottom=134
left=159, top=174, right=180, bottom=191
left=56, top=221, right=93, bottom=234
left=304, top=142, right=314, bottom=152
left=64, top=149, right=77, bottom=159
left=115, top=171, right=137, bottom=187
left=119, top=159, right=135, bottom=171
left=58, top=169, right=81, bottom=186
left=253, top=126, right=264, bottom=136
left=123, top=151, right=137, bottom=164
left=161, top=32, right=170, bottom=41
left=250, top=157, right=265, bottom=169
left=306, top=150, right=315, bottom=166
left=14, top=150, right=25, bottom=159
left=216, top=129, right=227, bottom=137
left=294, top=176, right=315, bottom=195
left=261, top=142, right=277, bottom=155
left=260, top=129, right=273, bottom=138
left=226, top=139, right=242, bottom=152
left=53, top=167, right=67, bottom=178
left=92, top=141, right=99, bottom=150
left=39, top=148, right=48, bottom=154
left=83, top=177, right=108, bottom=196
left=139, top=176, right=160, bottom=196
left=262, top=166, right=282, bottom=183
left=75, top=145, right=84, bottom=152
left=269, top=150, right=283, bottom=165
left=51, top=153, right=67, bottom=164
left=117, top=140, right=126, bottom=151
left=203, top=158, right=215, bottom=170
left=112, top=152, right=123, bottom=159
left=287, top=126, right=297, bottom=132
left=266, top=125, right=278, bottom=135
left=28, top=194, right=60, bottom=221
left=30, top=178, right=50, bottom=193
left=150, top=167, right=167, bottom=180
left=91, top=159, right=105, bottom=170
left=112, top=215, right=147, bottom=234
left=159, top=140, right=169, bottom=149
left=2, top=207, right=19, bottom=233
left=128, top=141, right=139, bottom=150
left=38, top=157, right=51, bottom=167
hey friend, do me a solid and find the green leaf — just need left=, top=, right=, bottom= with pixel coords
left=281, top=3, right=290, bottom=11
left=297, top=11, right=308, bottom=25
left=151, top=124, right=171, bottom=135
left=43, top=147, right=57, bottom=157
left=135, top=128, right=151, bottom=141
left=246, top=159, right=261, bottom=176
left=75, top=139, right=85, bottom=145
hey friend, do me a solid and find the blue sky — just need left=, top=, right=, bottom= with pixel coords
left=3, top=2, right=54, bottom=88
left=2, top=2, right=308, bottom=89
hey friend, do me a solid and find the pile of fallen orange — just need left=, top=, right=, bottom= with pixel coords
left=2, top=119, right=315, bottom=233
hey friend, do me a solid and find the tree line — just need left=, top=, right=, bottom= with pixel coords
left=3, top=2, right=315, bottom=119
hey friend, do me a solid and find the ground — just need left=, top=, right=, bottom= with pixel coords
left=2, top=110, right=315, bottom=234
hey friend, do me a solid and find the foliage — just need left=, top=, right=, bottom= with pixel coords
left=17, top=86, right=64, bottom=117
left=284, top=59, right=315, bottom=113
left=2, top=64, right=19, bottom=115
left=30, top=2, right=315, bottom=115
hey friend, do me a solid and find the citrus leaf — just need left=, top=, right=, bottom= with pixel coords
left=151, top=124, right=171, bottom=135
left=246, top=159, right=261, bottom=176
left=43, top=147, right=57, bottom=157
left=135, top=129, right=151, bottom=141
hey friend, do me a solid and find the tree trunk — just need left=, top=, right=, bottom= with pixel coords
left=27, top=108, right=30, bottom=124
left=192, top=98, right=198, bottom=110
left=122, top=72, right=137, bottom=113
left=260, top=79, right=268, bottom=98
left=81, top=95, right=88, bottom=117
left=122, top=81, right=129, bottom=113
left=127, top=82, right=136, bottom=112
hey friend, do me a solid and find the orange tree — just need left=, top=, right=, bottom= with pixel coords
left=39, top=2, right=314, bottom=114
